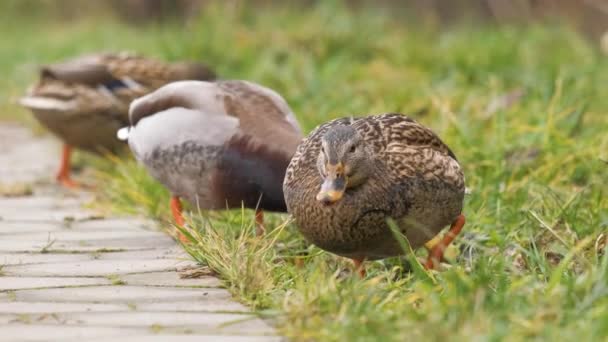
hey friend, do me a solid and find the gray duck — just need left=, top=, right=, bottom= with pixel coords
left=122, top=80, right=303, bottom=239
left=283, top=113, right=465, bottom=276
left=19, top=52, right=215, bottom=187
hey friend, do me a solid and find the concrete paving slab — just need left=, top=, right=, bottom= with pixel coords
left=7, top=230, right=165, bottom=242
left=71, top=218, right=157, bottom=231
left=0, top=252, right=93, bottom=266
left=0, top=276, right=110, bottom=290
left=97, top=248, right=190, bottom=261
left=0, top=235, right=175, bottom=253
left=120, top=271, right=221, bottom=288
left=0, top=248, right=188, bottom=267
left=0, top=125, right=279, bottom=340
left=0, top=219, right=156, bottom=235
left=0, top=221, right=64, bottom=234
left=0, top=209, right=102, bottom=222
left=137, top=300, right=249, bottom=313
left=0, top=196, right=82, bottom=210
left=0, top=312, right=273, bottom=334
left=4, top=258, right=197, bottom=277
left=83, top=335, right=282, bottom=342
left=0, top=301, right=129, bottom=313
left=0, top=324, right=143, bottom=341
left=9, top=286, right=232, bottom=303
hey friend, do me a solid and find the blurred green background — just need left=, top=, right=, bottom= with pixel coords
left=1, top=1, right=607, bottom=341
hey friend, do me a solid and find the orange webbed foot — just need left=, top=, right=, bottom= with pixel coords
left=56, top=175, right=79, bottom=189
left=255, top=209, right=265, bottom=237
left=352, top=258, right=366, bottom=278
left=170, top=196, right=188, bottom=243
left=55, top=144, right=79, bottom=189
left=424, top=214, right=466, bottom=270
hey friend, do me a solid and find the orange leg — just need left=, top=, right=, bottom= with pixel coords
left=352, top=258, right=366, bottom=278
left=424, top=214, right=466, bottom=270
left=170, top=196, right=188, bottom=243
left=255, top=209, right=265, bottom=236
left=56, top=144, right=77, bottom=188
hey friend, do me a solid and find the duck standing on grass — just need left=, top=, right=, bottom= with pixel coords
left=19, top=52, right=216, bottom=188
left=283, top=113, right=465, bottom=276
left=121, top=80, right=303, bottom=240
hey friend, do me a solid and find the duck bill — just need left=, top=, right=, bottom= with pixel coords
left=316, top=176, right=346, bottom=205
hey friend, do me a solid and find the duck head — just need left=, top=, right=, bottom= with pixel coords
left=316, top=125, right=371, bottom=205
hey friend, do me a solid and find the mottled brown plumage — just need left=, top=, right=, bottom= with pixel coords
left=18, top=52, right=215, bottom=187
left=283, top=113, right=465, bottom=273
left=20, top=52, right=216, bottom=154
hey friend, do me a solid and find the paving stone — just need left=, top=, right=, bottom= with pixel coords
left=0, top=276, right=110, bottom=290
left=0, top=312, right=274, bottom=333
left=0, top=125, right=279, bottom=340
left=137, top=300, right=249, bottom=313
left=7, top=229, right=165, bottom=242
left=0, top=235, right=174, bottom=253
left=97, top=247, right=190, bottom=261
left=83, top=335, right=282, bottom=342
left=0, top=209, right=101, bottom=222
left=0, top=221, right=64, bottom=234
left=0, top=324, right=143, bottom=341
left=0, top=252, right=93, bottom=266
left=4, top=258, right=197, bottom=277
left=0, top=302, right=129, bottom=313
left=0, top=124, right=58, bottom=184
left=0, top=219, right=156, bottom=235
left=0, top=196, right=82, bottom=210
left=120, top=271, right=222, bottom=288
left=71, top=218, right=157, bottom=231
left=9, top=285, right=231, bottom=303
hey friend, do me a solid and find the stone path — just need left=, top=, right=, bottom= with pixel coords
left=0, top=124, right=279, bottom=341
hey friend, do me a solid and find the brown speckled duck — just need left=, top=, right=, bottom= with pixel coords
left=122, top=80, right=303, bottom=239
left=19, top=52, right=216, bottom=187
left=283, top=113, right=465, bottom=276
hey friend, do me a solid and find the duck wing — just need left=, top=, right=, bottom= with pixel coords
left=129, top=80, right=302, bottom=156
left=353, top=113, right=463, bottom=187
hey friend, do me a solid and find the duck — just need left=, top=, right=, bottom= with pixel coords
left=19, top=52, right=216, bottom=187
left=122, top=80, right=303, bottom=239
left=283, top=113, right=465, bottom=276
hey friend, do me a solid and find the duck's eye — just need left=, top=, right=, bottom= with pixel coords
left=349, top=145, right=357, bottom=153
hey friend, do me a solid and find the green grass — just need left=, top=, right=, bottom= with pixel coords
left=2, top=2, right=607, bottom=341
